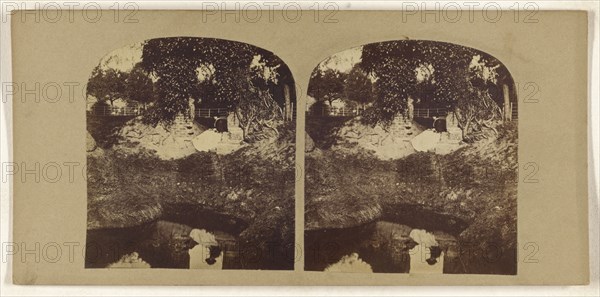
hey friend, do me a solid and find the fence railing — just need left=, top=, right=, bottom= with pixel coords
left=413, top=108, right=448, bottom=118
left=308, top=107, right=362, bottom=117
left=308, top=107, right=449, bottom=118
left=511, top=103, right=518, bottom=120
left=87, top=106, right=231, bottom=118
left=87, top=105, right=298, bottom=122
left=196, top=108, right=229, bottom=118
left=87, top=106, right=143, bottom=116
left=306, top=105, right=520, bottom=123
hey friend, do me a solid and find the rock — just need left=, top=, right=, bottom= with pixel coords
left=86, top=132, right=97, bottom=152
left=344, top=130, right=360, bottom=139
left=380, top=134, right=394, bottom=146
left=446, top=111, right=459, bottom=128
left=446, top=127, right=463, bottom=143
left=126, top=130, right=142, bottom=139
left=224, top=113, right=245, bottom=141
left=192, top=130, right=222, bottom=152
left=368, top=134, right=381, bottom=146
left=228, top=127, right=244, bottom=142
left=410, top=127, right=463, bottom=155
left=114, top=119, right=205, bottom=160
left=191, top=129, right=246, bottom=155
left=305, top=132, right=315, bottom=152
left=334, top=117, right=425, bottom=160
left=226, top=112, right=240, bottom=128
left=410, top=130, right=441, bottom=152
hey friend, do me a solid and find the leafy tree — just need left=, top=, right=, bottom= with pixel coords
left=307, top=69, right=346, bottom=107
left=90, top=99, right=110, bottom=115
left=307, top=100, right=329, bottom=117
left=234, top=71, right=284, bottom=141
left=140, top=37, right=289, bottom=139
left=125, top=63, right=155, bottom=108
left=450, top=64, right=503, bottom=140
left=87, top=66, right=127, bottom=106
left=344, top=66, right=374, bottom=109
left=359, top=41, right=421, bottom=126
left=141, top=55, right=202, bottom=125
left=359, top=40, right=511, bottom=138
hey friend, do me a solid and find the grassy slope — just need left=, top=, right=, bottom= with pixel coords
left=305, top=116, right=353, bottom=150
left=87, top=116, right=135, bottom=148
left=305, top=122, right=518, bottom=274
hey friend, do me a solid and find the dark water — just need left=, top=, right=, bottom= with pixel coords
left=305, top=220, right=518, bottom=274
left=85, top=208, right=248, bottom=269
left=86, top=205, right=294, bottom=270
left=305, top=221, right=458, bottom=273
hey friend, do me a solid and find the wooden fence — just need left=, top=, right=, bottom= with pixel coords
left=87, top=106, right=142, bottom=116
left=413, top=108, right=448, bottom=118
left=87, top=106, right=230, bottom=118
left=308, top=107, right=362, bottom=117
left=511, top=103, right=518, bottom=121
left=196, top=108, right=229, bottom=118
left=308, top=107, right=448, bottom=118
left=87, top=105, right=298, bottom=121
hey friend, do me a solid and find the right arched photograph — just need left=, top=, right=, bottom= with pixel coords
left=304, top=40, right=518, bottom=275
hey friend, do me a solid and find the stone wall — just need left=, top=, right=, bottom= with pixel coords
left=388, top=115, right=421, bottom=141
left=173, top=113, right=197, bottom=139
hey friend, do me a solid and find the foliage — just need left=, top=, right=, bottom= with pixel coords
left=140, top=37, right=287, bottom=128
left=307, top=100, right=329, bottom=117
left=89, top=100, right=110, bottom=115
left=359, top=40, right=511, bottom=137
left=307, top=69, right=347, bottom=107
left=453, top=69, right=503, bottom=141
left=87, top=66, right=127, bottom=106
left=233, top=69, right=285, bottom=141
left=86, top=111, right=135, bottom=148
left=141, top=55, right=202, bottom=126
left=305, top=115, right=352, bottom=150
left=344, top=67, right=374, bottom=107
left=125, top=63, right=155, bottom=106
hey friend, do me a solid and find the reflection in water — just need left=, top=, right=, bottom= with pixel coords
left=324, top=253, right=373, bottom=273
left=188, top=229, right=224, bottom=269
left=86, top=220, right=238, bottom=269
left=305, top=221, right=457, bottom=273
left=408, top=229, right=443, bottom=274
left=108, top=252, right=151, bottom=268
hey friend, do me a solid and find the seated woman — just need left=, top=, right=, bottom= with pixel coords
left=214, top=116, right=228, bottom=133
left=432, top=116, right=447, bottom=133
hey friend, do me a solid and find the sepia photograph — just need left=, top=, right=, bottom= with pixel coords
left=5, top=6, right=593, bottom=288
left=84, top=37, right=296, bottom=270
left=304, top=40, right=518, bottom=274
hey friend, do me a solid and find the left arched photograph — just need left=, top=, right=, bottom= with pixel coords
left=85, top=37, right=296, bottom=270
